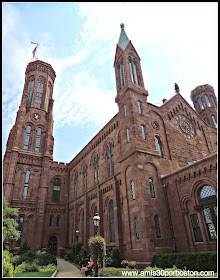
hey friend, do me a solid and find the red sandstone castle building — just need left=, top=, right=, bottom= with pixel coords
left=3, top=25, right=217, bottom=266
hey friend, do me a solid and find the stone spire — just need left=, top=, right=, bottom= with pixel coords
left=118, top=23, right=130, bottom=51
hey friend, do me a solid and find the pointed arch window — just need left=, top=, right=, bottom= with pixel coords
left=106, top=143, right=114, bottom=178
left=126, top=128, right=130, bottom=143
left=16, top=216, right=24, bottom=247
left=35, top=127, right=42, bottom=152
left=118, top=59, right=125, bottom=88
left=133, top=58, right=139, bottom=84
left=109, top=200, right=115, bottom=243
left=35, top=78, right=44, bottom=108
left=211, top=95, right=217, bottom=107
left=74, top=173, right=78, bottom=199
left=23, top=170, right=30, bottom=199
left=45, top=82, right=51, bottom=112
left=149, top=178, right=156, bottom=198
left=94, top=155, right=99, bottom=186
left=141, top=125, right=146, bottom=140
left=83, top=165, right=87, bottom=193
left=204, top=94, right=211, bottom=107
left=26, top=78, right=35, bottom=107
left=81, top=212, right=84, bottom=245
left=134, top=217, right=140, bottom=240
left=204, top=118, right=209, bottom=125
left=155, top=136, right=163, bottom=158
left=23, top=125, right=31, bottom=150
left=199, top=185, right=217, bottom=241
left=128, top=56, right=134, bottom=83
left=198, top=97, right=204, bottom=110
left=52, top=178, right=61, bottom=202
left=211, top=115, right=217, bottom=128
left=154, top=215, right=161, bottom=238
left=131, top=180, right=136, bottom=200
left=138, top=101, right=143, bottom=115
left=123, top=104, right=127, bottom=117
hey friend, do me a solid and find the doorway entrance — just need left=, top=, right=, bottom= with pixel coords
left=48, top=236, right=58, bottom=256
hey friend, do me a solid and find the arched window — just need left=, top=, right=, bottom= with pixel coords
left=26, top=78, right=35, bottom=107
left=211, top=95, right=217, bottom=107
left=16, top=216, right=24, bottom=247
left=204, top=118, right=209, bottom=125
left=83, top=165, right=87, bottom=193
left=23, top=125, right=31, bottom=150
left=107, top=143, right=114, bottom=178
left=126, top=128, right=130, bottom=143
left=35, top=127, right=42, bottom=152
left=94, top=155, right=99, bottom=186
left=118, top=59, right=125, bottom=88
left=52, top=178, right=61, bottom=202
left=198, top=97, right=204, bottom=110
left=109, top=200, right=115, bottom=243
left=128, top=56, right=134, bottom=83
left=133, top=58, right=139, bottom=84
left=110, top=143, right=114, bottom=176
left=107, top=144, right=110, bottom=178
left=154, top=215, right=161, bottom=238
left=81, top=212, right=84, bottom=245
left=204, top=95, right=211, bottom=107
left=45, top=83, right=51, bottom=112
left=199, top=185, right=217, bottom=241
left=123, top=104, right=127, bottom=117
left=131, top=181, right=136, bottom=200
left=155, top=136, right=163, bottom=158
left=211, top=115, right=217, bottom=128
left=134, top=217, right=140, bottom=240
left=74, top=173, right=78, bottom=199
left=138, top=101, right=142, bottom=114
left=141, top=125, right=146, bottom=140
left=35, top=78, right=44, bottom=108
left=149, top=178, right=155, bottom=198
left=23, top=170, right=30, bottom=199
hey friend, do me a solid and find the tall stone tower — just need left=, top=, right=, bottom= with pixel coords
left=190, top=84, right=217, bottom=128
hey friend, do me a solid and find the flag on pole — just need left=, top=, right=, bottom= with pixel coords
left=32, top=45, right=38, bottom=58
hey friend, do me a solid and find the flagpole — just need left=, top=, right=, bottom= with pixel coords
left=31, top=42, right=39, bottom=61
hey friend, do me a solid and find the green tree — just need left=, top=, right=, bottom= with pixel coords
left=3, top=196, right=20, bottom=250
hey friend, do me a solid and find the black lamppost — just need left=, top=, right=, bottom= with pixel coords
left=76, top=229, right=79, bottom=242
left=93, top=213, right=100, bottom=277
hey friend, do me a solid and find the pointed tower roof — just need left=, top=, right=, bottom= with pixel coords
left=118, top=23, right=130, bottom=51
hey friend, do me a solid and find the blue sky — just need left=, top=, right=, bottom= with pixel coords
left=2, top=2, right=218, bottom=163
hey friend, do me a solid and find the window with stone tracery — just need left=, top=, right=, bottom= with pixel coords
left=35, top=78, right=44, bottom=108
left=26, top=77, right=35, bottom=107
left=23, top=125, right=31, bottom=150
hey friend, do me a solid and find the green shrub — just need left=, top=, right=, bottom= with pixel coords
left=39, top=263, right=58, bottom=272
left=105, top=249, right=123, bottom=268
left=157, top=254, right=169, bottom=269
left=17, top=250, right=36, bottom=265
left=196, top=252, right=210, bottom=271
left=121, top=260, right=129, bottom=268
left=18, top=240, right=32, bottom=255
left=185, top=252, right=199, bottom=271
left=24, top=262, right=40, bottom=272
left=208, top=252, right=217, bottom=272
left=36, top=252, right=57, bottom=266
left=3, top=250, right=14, bottom=277
left=168, top=253, right=179, bottom=268
left=175, top=254, right=187, bottom=270
left=14, top=262, right=27, bottom=274
left=151, top=254, right=161, bottom=267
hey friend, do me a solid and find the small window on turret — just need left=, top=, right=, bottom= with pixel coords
left=198, top=97, right=204, bottom=110
left=204, top=95, right=211, bottom=107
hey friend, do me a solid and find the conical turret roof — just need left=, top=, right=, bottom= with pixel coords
left=118, top=23, right=130, bottom=51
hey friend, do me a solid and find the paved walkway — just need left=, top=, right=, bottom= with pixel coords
left=55, top=257, right=82, bottom=278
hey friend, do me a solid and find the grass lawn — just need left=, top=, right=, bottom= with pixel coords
left=14, top=271, right=55, bottom=277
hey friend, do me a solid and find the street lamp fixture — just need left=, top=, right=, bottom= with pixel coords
left=76, top=229, right=79, bottom=242
left=93, top=213, right=100, bottom=277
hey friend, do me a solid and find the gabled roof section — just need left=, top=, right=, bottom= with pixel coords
left=118, top=23, right=130, bottom=51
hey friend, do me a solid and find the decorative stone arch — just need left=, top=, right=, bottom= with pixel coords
left=144, top=162, right=160, bottom=181
left=90, top=150, right=99, bottom=166
left=47, top=234, right=59, bottom=256
left=103, top=195, right=115, bottom=243
left=102, top=137, right=115, bottom=155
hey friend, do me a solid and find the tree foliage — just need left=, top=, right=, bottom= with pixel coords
left=3, top=196, right=20, bottom=250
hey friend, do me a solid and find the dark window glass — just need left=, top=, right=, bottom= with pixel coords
left=83, top=165, right=87, bottom=193
left=50, top=215, right=53, bottom=227
left=131, top=181, right=136, bottom=200
left=94, top=155, right=99, bottom=186
left=155, top=215, right=161, bottom=238
left=26, top=78, right=34, bottom=107
left=198, top=97, right=204, bottom=110
left=141, top=125, right=146, bottom=140
left=190, top=214, right=203, bottom=242
left=204, top=118, right=209, bottom=125
left=126, top=128, right=130, bottom=143
left=56, top=216, right=60, bottom=227
left=109, top=200, right=115, bottom=243
left=82, top=212, right=84, bottom=245
left=199, top=185, right=217, bottom=241
left=23, top=126, right=31, bottom=150
left=155, top=136, right=163, bottom=158
left=204, top=95, right=211, bottom=107
left=74, top=173, right=78, bottom=199
left=149, top=178, right=156, bottom=198
left=134, top=217, right=140, bottom=240
left=25, top=170, right=30, bottom=184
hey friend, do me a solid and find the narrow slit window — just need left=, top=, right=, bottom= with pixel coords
left=204, top=95, right=211, bottom=107
left=141, top=125, right=146, bottom=140
left=109, top=200, right=115, bottom=243
left=49, top=215, right=53, bottom=227
left=154, top=215, right=161, bottom=238
left=190, top=214, right=203, bottom=242
left=123, top=104, right=127, bottom=117
left=26, top=78, right=35, bottom=107
left=52, top=178, right=61, bottom=202
left=211, top=115, right=217, bottom=128
left=155, top=136, right=163, bottom=158
left=35, top=78, right=44, bottom=108
left=35, top=128, right=42, bottom=152
left=138, top=101, right=142, bottom=114
left=133, top=59, right=139, bottom=84
left=126, top=128, right=130, bottom=143
left=128, top=56, right=134, bottom=83
left=56, top=216, right=60, bottom=227
left=198, top=97, right=204, bottom=110
left=134, top=217, right=140, bottom=240
left=204, top=118, right=209, bottom=125
left=131, top=181, right=136, bottom=200
left=23, top=170, right=30, bottom=200
left=149, top=178, right=156, bottom=198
